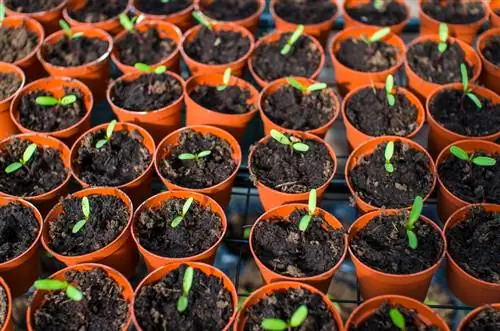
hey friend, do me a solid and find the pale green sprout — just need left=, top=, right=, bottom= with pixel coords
left=286, top=77, right=327, bottom=93
left=361, top=27, right=391, bottom=44
left=5, top=143, right=37, bottom=174
left=177, top=267, right=194, bottom=312
left=298, top=189, right=317, bottom=232
left=96, top=120, right=117, bottom=149
left=261, top=305, right=308, bottom=331
left=270, top=129, right=309, bottom=152
left=134, top=62, right=167, bottom=74
left=178, top=150, right=212, bottom=161
left=72, top=197, right=91, bottom=234
left=171, top=197, right=194, bottom=228
left=384, top=141, right=395, bottom=173
left=281, top=25, right=304, bottom=55
left=192, top=11, right=213, bottom=29
left=0, top=4, right=5, bottom=26
left=59, top=20, right=84, bottom=39
left=36, top=95, right=78, bottom=107
left=34, top=279, right=83, bottom=302
left=449, top=146, right=497, bottom=167
left=385, top=74, right=395, bottom=107
left=460, top=63, right=482, bottom=109
left=119, top=14, right=143, bottom=32
left=389, top=308, right=406, bottom=331
left=438, top=23, right=448, bottom=53
left=373, top=0, right=384, bottom=10
left=406, top=196, right=423, bottom=250
left=217, top=68, right=232, bottom=91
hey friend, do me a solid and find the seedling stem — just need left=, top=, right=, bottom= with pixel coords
left=438, top=23, right=448, bottom=53
left=361, top=27, right=391, bottom=44
left=406, top=196, right=423, bottom=250
left=96, top=120, right=117, bottom=148
left=171, top=197, right=194, bottom=228
left=72, top=197, right=91, bottom=234
left=460, top=63, right=482, bottom=109
left=177, top=266, right=194, bottom=312
left=261, top=305, right=308, bottom=331
left=384, top=141, right=395, bottom=173
left=34, top=279, right=83, bottom=301
left=5, top=143, right=37, bottom=174
left=217, top=68, right=231, bottom=91
left=385, top=74, right=395, bottom=107
left=59, top=20, right=84, bottom=39
left=298, top=189, right=317, bottom=232
left=270, top=129, right=309, bottom=152
left=119, top=14, right=143, bottom=32
left=192, top=11, right=213, bottom=29
left=281, top=25, right=304, bottom=55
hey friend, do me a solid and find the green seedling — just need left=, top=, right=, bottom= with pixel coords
left=449, top=145, right=497, bottom=167
left=178, top=150, right=211, bottom=161
left=177, top=267, right=194, bottom=313
left=286, top=77, right=327, bottom=93
left=460, top=63, right=482, bottom=109
left=361, top=27, right=391, bottom=44
left=217, top=68, right=232, bottom=91
left=134, top=62, right=167, bottom=74
left=119, top=14, right=143, bottom=32
left=438, top=23, right=448, bottom=53
left=406, top=196, right=423, bottom=250
left=34, top=279, right=83, bottom=302
left=270, top=129, right=309, bottom=152
left=72, top=197, right=90, bottom=234
left=0, top=4, right=5, bottom=26
left=243, top=226, right=251, bottom=239
left=35, top=94, right=77, bottom=107
left=384, top=141, right=395, bottom=173
left=192, top=11, right=213, bottom=29
left=389, top=308, right=406, bottom=331
left=281, top=24, right=304, bottom=55
left=5, top=143, right=37, bottom=174
left=261, top=305, right=308, bottom=331
left=385, top=74, right=395, bottom=107
left=171, top=197, right=194, bottom=228
left=59, top=20, right=83, bottom=39
left=298, top=189, right=317, bottom=232
left=161, top=0, right=171, bottom=3
left=96, top=120, right=117, bottom=149
left=373, top=0, right=384, bottom=10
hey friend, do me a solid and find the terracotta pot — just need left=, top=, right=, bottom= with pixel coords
left=26, top=263, right=134, bottom=331
left=0, top=62, right=25, bottom=141
left=477, top=28, right=500, bottom=95
left=70, top=122, right=156, bottom=207
left=329, top=27, right=405, bottom=95
left=419, top=0, right=490, bottom=45
left=180, top=23, right=255, bottom=77
left=5, top=0, right=68, bottom=35
left=132, top=261, right=238, bottom=331
left=248, top=130, right=337, bottom=211
left=185, top=73, right=259, bottom=141
left=345, top=295, right=450, bottom=330
left=404, top=35, right=482, bottom=102
left=426, top=83, right=500, bottom=159
left=131, top=0, right=195, bottom=32
left=234, top=281, right=344, bottom=331
left=107, top=70, right=185, bottom=143
left=249, top=204, right=348, bottom=292
left=491, top=0, right=500, bottom=28
left=10, top=76, right=93, bottom=147
left=259, top=76, right=340, bottom=138
left=436, top=139, right=500, bottom=224
left=0, top=278, right=13, bottom=331
left=457, top=303, right=500, bottom=329
left=37, top=26, right=114, bottom=101
left=249, top=31, right=325, bottom=88
left=348, top=209, right=446, bottom=301
left=345, top=136, right=436, bottom=214
left=0, top=197, right=42, bottom=297
left=154, top=125, right=241, bottom=208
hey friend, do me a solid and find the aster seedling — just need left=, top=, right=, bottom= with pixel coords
left=59, top=20, right=83, bottom=39
left=270, top=129, right=309, bottom=152
left=298, top=189, right=317, bottom=232
left=36, top=94, right=78, bottom=107
left=178, top=150, right=212, bottom=161
left=449, top=146, right=497, bottom=166
left=192, top=11, right=213, bottom=29
left=119, top=13, right=144, bottom=32
left=286, top=77, right=327, bottom=93
left=72, top=197, right=91, bottom=234
left=384, top=141, right=395, bottom=173
left=0, top=4, right=5, bottom=26
left=406, top=196, right=423, bottom=250
left=373, top=0, right=384, bottom=10
left=438, top=23, right=448, bottom=54
left=217, top=68, right=232, bottom=91
left=5, top=143, right=37, bottom=174
left=361, top=27, right=391, bottom=45
left=261, top=305, right=308, bottom=331
left=34, top=279, right=83, bottom=302
left=96, top=120, right=117, bottom=149
left=177, top=266, right=194, bottom=313
left=171, top=197, right=194, bottom=228
left=385, top=74, right=395, bottom=107
left=460, top=63, right=482, bottom=109
left=281, top=24, right=304, bottom=55
left=134, top=62, right=167, bottom=74
left=389, top=307, right=406, bottom=331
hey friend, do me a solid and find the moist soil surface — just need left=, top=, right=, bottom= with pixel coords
left=0, top=72, right=21, bottom=101
left=115, top=27, right=177, bottom=66
left=190, top=84, right=255, bottom=114
left=48, top=194, right=129, bottom=256
left=0, top=24, right=38, bottom=63
left=462, top=306, right=500, bottom=331
left=336, top=38, right=399, bottom=72
left=446, top=207, right=500, bottom=283
left=134, top=264, right=234, bottom=331
left=346, top=1, right=407, bottom=26
left=252, top=208, right=345, bottom=277
left=274, top=0, right=336, bottom=24
left=201, top=0, right=260, bottom=21
left=346, top=88, right=418, bottom=137
left=252, top=33, right=321, bottom=82
left=43, top=36, right=109, bottom=67
left=483, top=35, right=500, bottom=66
left=244, top=287, right=337, bottom=331
left=19, top=87, right=87, bottom=132
left=350, top=212, right=444, bottom=274
left=135, top=198, right=223, bottom=258
left=349, top=141, right=434, bottom=209
left=250, top=133, right=334, bottom=193
left=69, top=0, right=128, bottom=23
left=111, top=73, right=183, bottom=111
left=135, top=0, right=192, bottom=15
left=263, top=85, right=336, bottom=131
left=0, top=285, right=6, bottom=329
left=422, top=0, right=485, bottom=24
left=5, top=0, right=63, bottom=12
left=429, top=88, right=500, bottom=137
left=75, top=128, right=151, bottom=186
left=160, top=129, right=237, bottom=189
left=33, top=268, right=129, bottom=331
left=0, top=138, right=68, bottom=197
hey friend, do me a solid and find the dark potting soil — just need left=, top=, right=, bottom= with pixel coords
left=134, top=264, right=234, bottom=331
left=349, top=141, right=434, bottom=209
left=350, top=213, right=444, bottom=274
left=135, top=198, right=223, bottom=258
left=75, top=129, right=152, bottom=186
left=69, top=0, right=128, bottom=23
left=274, top=0, right=336, bottom=24
left=483, top=35, right=500, bottom=66
left=346, top=88, right=418, bottom=137
left=135, top=0, right=192, bottom=15
left=110, top=73, right=183, bottom=111
left=48, top=194, right=129, bottom=256
left=429, top=88, right=500, bottom=137
left=462, top=306, right=500, bottom=331
left=446, top=207, right=500, bottom=283
left=346, top=1, right=407, bottom=26
left=33, top=268, right=129, bottom=331
left=422, top=0, right=485, bottom=24
left=336, top=38, right=399, bottom=72
left=184, top=26, right=251, bottom=65
left=160, top=129, right=237, bottom=189
left=0, top=72, right=21, bottom=101
left=5, top=0, right=63, bottom=13
left=252, top=208, right=345, bottom=277
left=19, top=87, right=87, bottom=132
left=0, top=138, right=68, bottom=197
left=262, top=85, right=336, bottom=131
left=190, top=84, right=255, bottom=114
left=43, top=36, right=109, bottom=67
left=407, top=40, right=474, bottom=84
left=0, top=24, right=38, bottom=63
left=201, top=0, right=260, bottom=21
left=0, top=285, right=6, bottom=329
left=244, top=288, right=338, bottom=331
left=252, top=33, right=321, bottom=82
left=115, top=27, right=177, bottom=66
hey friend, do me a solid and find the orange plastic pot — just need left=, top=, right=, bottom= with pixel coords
left=404, top=35, right=482, bottom=102
left=345, top=136, right=436, bottom=214
left=0, top=62, right=25, bottom=141
left=5, top=0, right=68, bottom=35
left=259, top=76, right=340, bottom=138
left=348, top=209, right=446, bottom=301
left=185, top=73, right=259, bottom=141
left=457, top=303, right=500, bottom=329
left=37, top=26, right=113, bottom=101
left=249, top=31, right=325, bottom=88
left=70, top=122, right=156, bottom=207
left=234, top=281, right=344, bottom=331
left=436, top=139, right=500, bottom=224
left=26, top=263, right=134, bottom=331
left=249, top=204, right=347, bottom=292
left=477, top=28, right=500, bottom=95
left=491, top=0, right=500, bottom=27
left=0, top=197, right=42, bottom=297
left=248, top=130, right=337, bottom=211
left=426, top=84, right=500, bottom=159
left=133, top=262, right=238, bottom=331
left=107, top=70, right=185, bottom=143
left=419, top=0, right=489, bottom=45
left=10, top=76, right=93, bottom=147
left=131, top=0, right=195, bottom=32
left=345, top=295, right=450, bottom=330
left=155, top=125, right=241, bottom=208
left=329, top=27, right=405, bottom=95
left=0, top=278, right=13, bottom=331
left=41, top=187, right=138, bottom=278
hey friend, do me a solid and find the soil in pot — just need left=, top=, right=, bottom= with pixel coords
left=0, top=284, right=6, bottom=329
left=159, top=129, right=237, bottom=189
left=462, top=306, right=500, bottom=331
left=252, top=33, right=321, bottom=82
left=135, top=0, right=192, bottom=15
left=201, top=0, right=260, bottom=21
left=345, top=1, right=407, bottom=26
left=482, top=35, right=500, bottom=66
left=349, top=141, right=434, bottom=209
left=0, top=138, right=68, bottom=197
left=263, top=85, right=336, bottom=131
left=0, top=24, right=39, bottom=63
left=0, top=72, right=22, bottom=100
left=134, top=264, right=234, bottom=331
left=274, top=0, right=337, bottom=24
left=43, top=36, right=109, bottom=67
left=422, top=0, right=486, bottom=24
left=350, top=212, right=444, bottom=274
left=335, top=37, right=399, bottom=72
left=5, top=0, right=63, bottom=13
left=250, top=133, right=334, bottom=193
left=190, top=84, right=255, bottom=114
left=33, top=268, right=129, bottom=331
left=69, top=0, right=128, bottom=23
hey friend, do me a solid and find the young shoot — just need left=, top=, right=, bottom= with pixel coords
left=261, top=305, right=308, bottom=331
left=217, top=68, right=231, bottom=91
left=460, top=63, right=482, bottom=109
left=35, top=94, right=77, bottom=107
left=281, top=24, right=304, bottom=55
left=373, top=0, right=384, bottom=11
left=384, top=141, right=395, bottom=173
left=171, top=197, right=194, bottom=228
left=178, top=150, right=211, bottom=161
left=177, top=266, right=194, bottom=313
left=96, top=120, right=117, bottom=149
left=59, top=20, right=83, bottom=39
left=286, top=77, right=327, bottom=93
left=134, top=63, right=167, bottom=74
left=449, top=146, right=497, bottom=167
left=0, top=4, right=5, bottom=26
left=270, top=129, right=309, bottom=152
left=72, top=197, right=91, bottom=234
left=389, top=308, right=406, bottom=331
left=406, top=196, right=423, bottom=250
left=385, top=74, right=395, bottom=107
left=5, top=143, right=37, bottom=174
left=34, top=279, right=83, bottom=302
left=192, top=11, right=213, bottom=30
left=438, top=23, right=448, bottom=54
left=361, top=27, right=391, bottom=45
left=298, top=189, right=317, bottom=232
left=119, top=14, right=143, bottom=32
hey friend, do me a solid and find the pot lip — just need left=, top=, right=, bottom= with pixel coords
left=0, top=62, right=26, bottom=106
left=195, top=0, right=266, bottom=26
left=476, top=27, right=500, bottom=70
left=5, top=0, right=68, bottom=17
left=0, top=277, right=12, bottom=331
left=418, top=0, right=490, bottom=28
left=270, top=0, right=340, bottom=28
left=3, top=16, right=45, bottom=67
left=131, top=0, right=195, bottom=20
left=457, top=303, right=500, bottom=330
left=342, top=0, right=411, bottom=28
left=62, top=0, right=132, bottom=27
